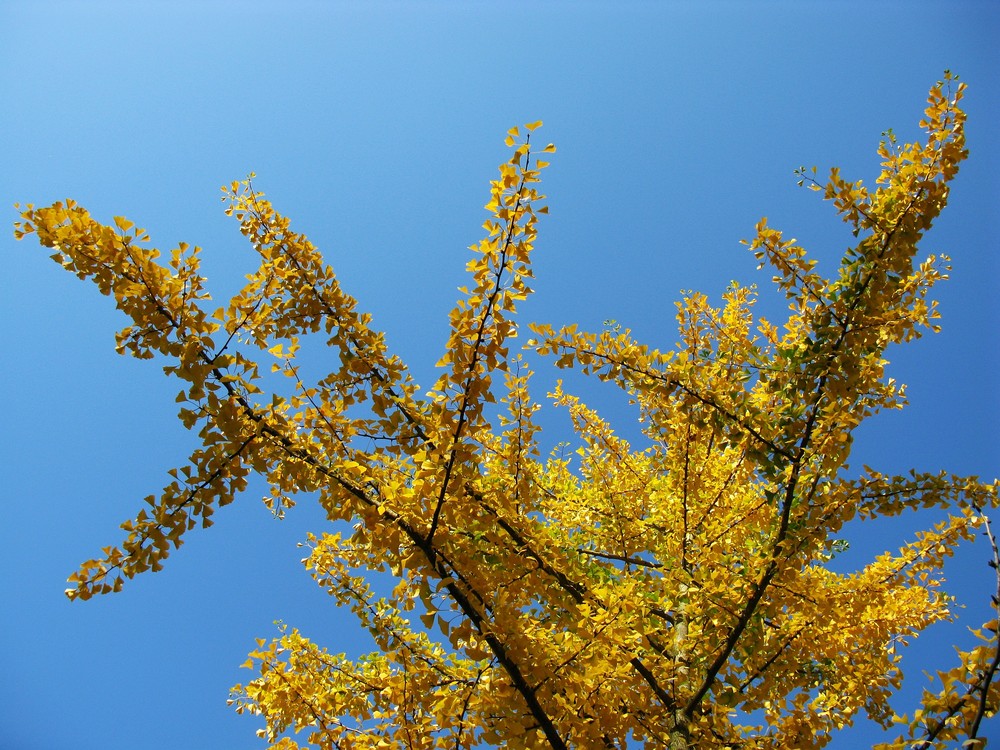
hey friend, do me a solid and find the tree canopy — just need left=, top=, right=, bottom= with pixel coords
left=14, top=74, right=998, bottom=749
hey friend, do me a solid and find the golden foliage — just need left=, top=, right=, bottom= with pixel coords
left=14, top=74, right=998, bottom=748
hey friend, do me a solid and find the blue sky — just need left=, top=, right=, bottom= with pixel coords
left=2, top=2, right=998, bottom=748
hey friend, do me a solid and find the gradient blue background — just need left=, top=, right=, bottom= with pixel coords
left=2, top=1, right=998, bottom=747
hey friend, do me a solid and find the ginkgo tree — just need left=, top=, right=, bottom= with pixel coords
left=14, top=73, right=999, bottom=749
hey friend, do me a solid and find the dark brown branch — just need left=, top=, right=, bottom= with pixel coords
left=427, top=150, right=533, bottom=552
left=911, top=508, right=1000, bottom=749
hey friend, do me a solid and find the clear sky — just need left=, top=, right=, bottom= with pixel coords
left=2, top=2, right=998, bottom=748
